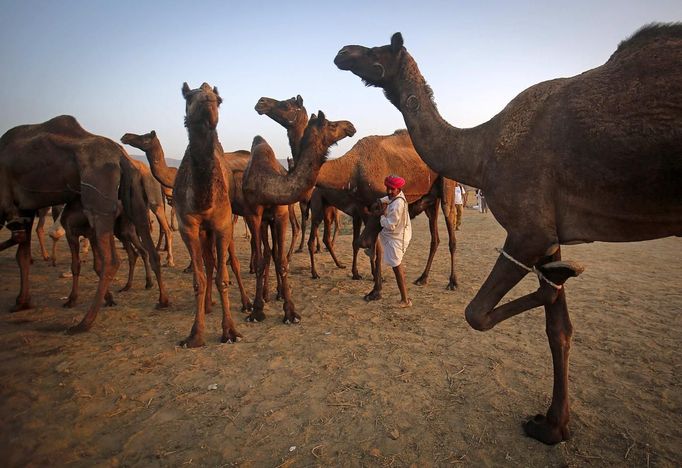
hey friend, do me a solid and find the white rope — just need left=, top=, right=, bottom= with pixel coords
left=495, top=247, right=563, bottom=290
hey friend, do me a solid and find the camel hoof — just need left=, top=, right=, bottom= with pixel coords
left=221, top=330, right=243, bottom=343
left=446, top=281, right=458, bottom=291
left=413, top=276, right=428, bottom=286
left=145, top=281, right=153, bottom=290
left=337, top=264, right=347, bottom=269
left=182, top=267, right=192, bottom=274
left=66, top=322, right=91, bottom=335
left=241, top=301, right=253, bottom=313
left=283, top=315, right=301, bottom=324
left=180, top=336, right=205, bottom=348
left=351, top=273, right=362, bottom=280
left=118, top=285, right=131, bottom=293
left=523, top=414, right=570, bottom=445
left=10, top=302, right=34, bottom=312
left=104, top=299, right=116, bottom=307
left=62, top=299, right=76, bottom=308
left=364, top=291, right=381, bottom=302
left=156, top=300, right=170, bottom=309
left=246, top=311, right=266, bottom=322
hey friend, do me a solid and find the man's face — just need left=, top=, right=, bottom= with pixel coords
left=385, top=186, right=399, bottom=198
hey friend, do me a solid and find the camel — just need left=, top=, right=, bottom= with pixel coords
left=334, top=24, right=682, bottom=444
left=256, top=96, right=459, bottom=292
left=242, top=111, right=356, bottom=323
left=257, top=97, right=342, bottom=255
left=0, top=115, right=126, bottom=332
left=58, top=198, right=153, bottom=307
left=173, top=81, right=247, bottom=347
left=122, top=130, right=252, bottom=313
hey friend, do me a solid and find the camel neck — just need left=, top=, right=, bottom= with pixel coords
left=287, top=121, right=307, bottom=161
left=387, top=53, right=490, bottom=189
left=146, top=139, right=176, bottom=188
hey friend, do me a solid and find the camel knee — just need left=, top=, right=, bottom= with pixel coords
left=464, top=304, right=493, bottom=331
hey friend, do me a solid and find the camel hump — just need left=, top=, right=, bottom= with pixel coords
left=251, top=136, right=267, bottom=147
left=612, top=22, right=682, bottom=58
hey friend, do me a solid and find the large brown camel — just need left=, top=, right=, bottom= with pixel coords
left=174, top=82, right=243, bottom=347
left=0, top=115, right=124, bottom=333
left=335, top=24, right=682, bottom=444
left=242, top=111, right=356, bottom=323
left=256, top=96, right=459, bottom=292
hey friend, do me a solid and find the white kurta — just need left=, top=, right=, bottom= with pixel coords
left=378, top=193, right=412, bottom=267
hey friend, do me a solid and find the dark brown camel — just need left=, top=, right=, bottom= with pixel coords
left=256, top=96, right=459, bottom=292
left=174, top=82, right=243, bottom=347
left=34, top=205, right=62, bottom=262
left=242, top=111, right=356, bottom=323
left=58, top=198, right=153, bottom=308
left=335, top=24, right=682, bottom=444
left=0, top=115, right=125, bottom=333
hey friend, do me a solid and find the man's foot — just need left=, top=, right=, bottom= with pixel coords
left=397, top=299, right=412, bottom=308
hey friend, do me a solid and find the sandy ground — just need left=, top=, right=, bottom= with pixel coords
left=0, top=207, right=680, bottom=467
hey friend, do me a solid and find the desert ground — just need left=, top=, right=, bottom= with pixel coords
left=0, top=205, right=680, bottom=467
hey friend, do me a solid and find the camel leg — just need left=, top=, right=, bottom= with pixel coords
left=271, top=221, right=285, bottom=301
left=364, top=239, right=383, bottom=301
left=331, top=209, right=340, bottom=248
left=262, top=220, right=274, bottom=302
left=215, top=230, right=242, bottom=343
left=66, top=218, right=120, bottom=334
left=227, top=238, right=252, bottom=312
left=129, top=231, right=153, bottom=290
left=287, top=204, right=299, bottom=262
left=179, top=225, right=208, bottom=347
left=50, top=236, right=60, bottom=267
left=524, top=284, right=573, bottom=444
left=129, top=203, right=169, bottom=308
left=201, top=231, right=215, bottom=316
left=323, top=205, right=346, bottom=269
left=63, top=229, right=82, bottom=308
left=91, top=235, right=116, bottom=307
left=11, top=216, right=35, bottom=312
left=153, top=206, right=174, bottom=267
left=35, top=210, right=50, bottom=261
left=118, top=239, right=138, bottom=292
left=350, top=215, right=363, bottom=280
left=296, top=200, right=309, bottom=253
left=308, top=211, right=323, bottom=279
left=247, top=216, right=267, bottom=322
left=441, top=196, right=458, bottom=290
left=414, top=202, right=440, bottom=286
left=274, top=210, right=299, bottom=324
left=170, top=205, right=177, bottom=231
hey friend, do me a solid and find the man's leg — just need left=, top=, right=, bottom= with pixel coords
left=392, top=263, right=411, bottom=307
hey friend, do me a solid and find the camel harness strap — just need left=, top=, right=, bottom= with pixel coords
left=495, top=247, right=562, bottom=290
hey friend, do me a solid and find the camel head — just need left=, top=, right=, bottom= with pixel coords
left=120, top=130, right=157, bottom=152
left=300, top=111, right=356, bottom=161
left=358, top=200, right=384, bottom=248
left=182, top=82, right=222, bottom=130
left=255, top=95, right=307, bottom=129
left=335, top=33, right=405, bottom=88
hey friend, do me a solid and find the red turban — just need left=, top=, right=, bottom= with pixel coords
left=384, top=175, right=405, bottom=189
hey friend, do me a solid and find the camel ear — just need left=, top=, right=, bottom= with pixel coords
left=391, top=33, right=404, bottom=52
left=182, top=82, right=191, bottom=98
left=310, top=113, right=317, bottom=121
left=296, top=95, right=303, bottom=106
left=150, top=130, right=156, bottom=137
left=317, top=110, right=326, bottom=124
left=213, top=86, right=220, bottom=96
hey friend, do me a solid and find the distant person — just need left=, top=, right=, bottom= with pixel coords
left=455, top=182, right=466, bottom=230
left=375, top=174, right=412, bottom=308
left=476, top=188, right=488, bottom=213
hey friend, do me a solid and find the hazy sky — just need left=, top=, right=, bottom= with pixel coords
left=1, top=1, right=680, bottom=160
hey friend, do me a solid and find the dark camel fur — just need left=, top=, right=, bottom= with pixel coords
left=335, top=24, right=682, bottom=444
left=242, top=111, right=356, bottom=323
left=1, top=115, right=123, bottom=333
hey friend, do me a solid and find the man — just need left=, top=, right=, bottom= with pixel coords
left=454, top=182, right=466, bottom=230
left=377, top=174, right=412, bottom=307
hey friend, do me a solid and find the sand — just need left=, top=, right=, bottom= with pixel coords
left=0, top=208, right=680, bottom=467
